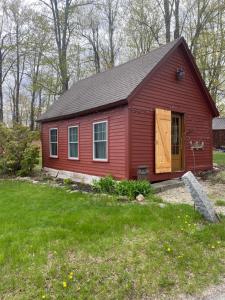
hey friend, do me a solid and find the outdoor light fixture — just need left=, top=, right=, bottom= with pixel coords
left=176, top=66, right=185, bottom=80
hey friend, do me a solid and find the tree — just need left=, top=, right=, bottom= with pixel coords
left=0, top=0, right=14, bottom=122
left=100, top=0, right=121, bottom=68
left=6, top=0, right=29, bottom=124
left=41, top=0, right=91, bottom=93
left=126, top=0, right=162, bottom=56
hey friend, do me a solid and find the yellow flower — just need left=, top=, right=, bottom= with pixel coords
left=42, top=296, right=46, bottom=299
left=63, top=281, right=67, bottom=288
left=167, top=247, right=171, bottom=252
left=211, top=245, right=215, bottom=249
left=217, top=241, right=221, bottom=244
left=69, top=271, right=74, bottom=276
left=68, top=275, right=73, bottom=280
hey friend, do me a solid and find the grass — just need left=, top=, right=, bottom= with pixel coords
left=0, top=180, right=225, bottom=299
left=216, top=200, right=225, bottom=206
left=213, top=151, right=225, bottom=166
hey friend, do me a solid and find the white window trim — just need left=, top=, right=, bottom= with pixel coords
left=93, top=120, right=108, bottom=162
left=49, top=128, right=58, bottom=158
left=68, top=125, right=79, bottom=160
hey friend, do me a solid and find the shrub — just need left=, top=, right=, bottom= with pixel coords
left=115, top=180, right=153, bottom=200
left=0, top=124, right=39, bottom=176
left=93, top=175, right=153, bottom=200
left=93, top=175, right=116, bottom=194
left=19, top=145, right=40, bottom=176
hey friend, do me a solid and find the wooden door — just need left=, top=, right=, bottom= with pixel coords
left=171, top=113, right=183, bottom=171
left=155, top=108, right=171, bottom=173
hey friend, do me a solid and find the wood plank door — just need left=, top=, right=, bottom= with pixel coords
left=171, top=113, right=183, bottom=171
left=155, top=108, right=171, bottom=173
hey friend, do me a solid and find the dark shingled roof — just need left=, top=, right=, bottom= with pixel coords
left=213, top=118, right=225, bottom=130
left=38, top=39, right=180, bottom=121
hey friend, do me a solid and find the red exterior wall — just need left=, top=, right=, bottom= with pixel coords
left=41, top=105, right=128, bottom=180
left=41, top=44, right=215, bottom=182
left=128, top=44, right=213, bottom=181
left=213, top=130, right=225, bottom=148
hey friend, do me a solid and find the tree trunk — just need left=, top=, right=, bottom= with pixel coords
left=0, top=48, right=3, bottom=122
left=59, top=49, right=69, bottom=93
left=174, top=0, right=180, bottom=39
left=108, top=2, right=115, bottom=68
left=164, top=0, right=171, bottom=43
left=14, top=23, right=20, bottom=124
left=30, top=90, right=35, bottom=130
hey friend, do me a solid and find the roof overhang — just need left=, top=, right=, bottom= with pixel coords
left=37, top=99, right=128, bottom=123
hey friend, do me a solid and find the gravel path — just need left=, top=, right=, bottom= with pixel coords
left=178, top=279, right=225, bottom=300
left=158, top=180, right=225, bottom=215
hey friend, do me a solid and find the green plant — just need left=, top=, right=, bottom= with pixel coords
left=115, top=180, right=153, bottom=200
left=93, top=175, right=116, bottom=194
left=64, top=178, right=73, bottom=185
left=215, top=200, right=225, bottom=206
left=0, top=124, right=39, bottom=176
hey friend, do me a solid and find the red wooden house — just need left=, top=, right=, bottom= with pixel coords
left=213, top=117, right=225, bottom=149
left=38, top=37, right=219, bottom=184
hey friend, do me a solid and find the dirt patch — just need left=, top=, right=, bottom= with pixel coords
left=158, top=179, right=225, bottom=216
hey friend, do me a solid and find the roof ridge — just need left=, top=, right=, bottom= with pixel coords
left=38, top=37, right=185, bottom=122
left=70, top=38, right=181, bottom=87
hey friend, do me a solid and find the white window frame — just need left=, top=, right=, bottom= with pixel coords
left=93, top=120, right=108, bottom=162
left=49, top=128, right=58, bottom=158
left=68, top=125, right=79, bottom=160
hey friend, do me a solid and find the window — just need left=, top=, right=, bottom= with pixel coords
left=68, top=126, right=79, bottom=159
left=93, top=121, right=108, bottom=161
left=49, top=128, right=58, bottom=157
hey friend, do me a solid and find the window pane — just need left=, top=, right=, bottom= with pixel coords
left=50, top=129, right=57, bottom=142
left=69, top=127, right=78, bottom=143
left=95, top=141, right=106, bottom=159
left=51, top=143, right=57, bottom=156
left=69, top=143, right=78, bottom=158
left=94, top=122, right=106, bottom=141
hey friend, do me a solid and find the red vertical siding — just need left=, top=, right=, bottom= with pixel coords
left=129, top=45, right=213, bottom=181
left=42, top=105, right=128, bottom=179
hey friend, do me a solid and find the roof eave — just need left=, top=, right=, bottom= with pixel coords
left=36, top=99, right=128, bottom=123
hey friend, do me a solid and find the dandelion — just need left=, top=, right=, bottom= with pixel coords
left=42, top=296, right=46, bottom=299
left=167, top=247, right=171, bottom=252
left=63, top=281, right=67, bottom=288
left=68, top=274, right=73, bottom=280
left=69, top=271, right=74, bottom=276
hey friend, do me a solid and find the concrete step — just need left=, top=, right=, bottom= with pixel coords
left=152, top=178, right=184, bottom=193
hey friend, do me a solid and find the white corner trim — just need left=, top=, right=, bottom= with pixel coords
left=43, top=167, right=100, bottom=185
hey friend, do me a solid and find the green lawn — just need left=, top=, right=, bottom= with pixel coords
left=213, top=151, right=225, bottom=166
left=0, top=181, right=225, bottom=299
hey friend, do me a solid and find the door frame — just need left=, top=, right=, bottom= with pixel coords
left=171, top=112, right=185, bottom=172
